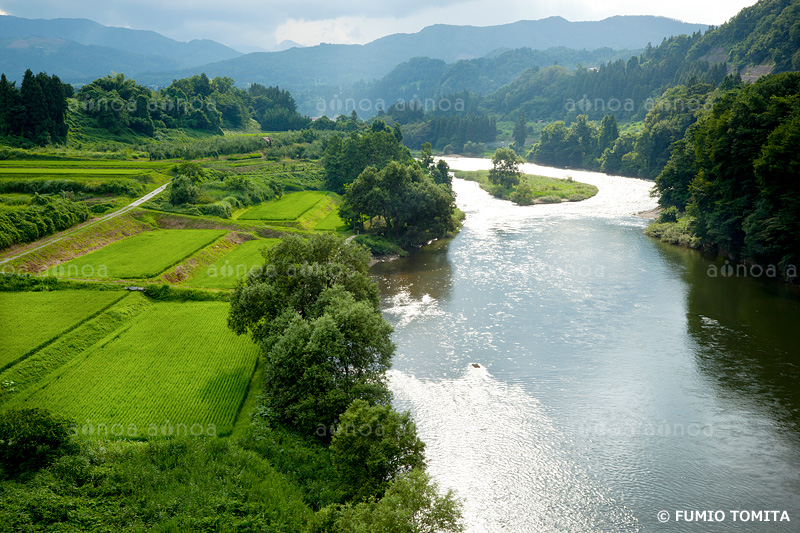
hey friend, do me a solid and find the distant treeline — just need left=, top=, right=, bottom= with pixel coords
left=0, top=70, right=71, bottom=146
left=78, top=73, right=309, bottom=136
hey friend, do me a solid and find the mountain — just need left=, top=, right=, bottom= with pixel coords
left=129, top=15, right=706, bottom=115
left=0, top=15, right=242, bottom=82
left=481, top=0, right=800, bottom=122
left=363, top=16, right=707, bottom=63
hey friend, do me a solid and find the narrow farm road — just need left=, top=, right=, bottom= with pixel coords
left=0, top=180, right=171, bottom=266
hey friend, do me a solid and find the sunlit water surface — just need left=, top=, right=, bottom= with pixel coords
left=373, top=159, right=800, bottom=532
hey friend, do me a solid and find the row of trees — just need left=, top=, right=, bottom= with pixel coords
left=228, top=234, right=462, bottom=528
left=654, top=71, right=800, bottom=276
left=0, top=70, right=70, bottom=146
left=77, top=73, right=310, bottom=137
left=0, top=194, right=90, bottom=249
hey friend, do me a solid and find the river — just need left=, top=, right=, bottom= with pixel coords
left=372, top=158, right=800, bottom=532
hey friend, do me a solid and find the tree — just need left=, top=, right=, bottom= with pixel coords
left=512, top=111, right=527, bottom=153
left=598, top=114, right=619, bottom=153
left=169, top=175, right=200, bottom=205
left=228, top=233, right=379, bottom=340
left=488, top=147, right=522, bottom=188
left=262, top=291, right=394, bottom=435
left=331, top=400, right=426, bottom=501
left=333, top=470, right=464, bottom=533
left=340, top=162, right=459, bottom=245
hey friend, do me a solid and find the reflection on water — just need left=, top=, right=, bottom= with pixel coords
left=376, top=159, right=800, bottom=532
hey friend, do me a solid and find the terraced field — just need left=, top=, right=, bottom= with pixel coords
left=55, top=229, right=225, bottom=279
left=6, top=301, right=259, bottom=437
left=184, top=238, right=280, bottom=289
left=239, top=191, right=328, bottom=220
left=0, top=290, right=125, bottom=371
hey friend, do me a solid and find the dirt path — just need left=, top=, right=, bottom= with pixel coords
left=0, top=180, right=171, bottom=266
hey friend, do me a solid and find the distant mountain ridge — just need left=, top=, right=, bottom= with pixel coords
left=0, top=15, right=242, bottom=81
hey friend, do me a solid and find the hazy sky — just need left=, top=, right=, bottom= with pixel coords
left=0, top=0, right=759, bottom=52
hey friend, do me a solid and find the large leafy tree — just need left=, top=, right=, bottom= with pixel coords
left=340, top=161, right=459, bottom=245
left=488, top=147, right=522, bottom=188
left=228, top=234, right=389, bottom=435
left=331, top=400, right=426, bottom=501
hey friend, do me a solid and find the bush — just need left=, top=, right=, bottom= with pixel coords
left=0, top=408, right=75, bottom=478
left=539, top=195, right=562, bottom=204
left=568, top=193, right=588, bottom=202
left=657, top=205, right=679, bottom=223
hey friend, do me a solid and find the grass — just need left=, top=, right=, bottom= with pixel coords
left=315, top=208, right=348, bottom=231
left=9, top=301, right=259, bottom=437
left=239, top=190, right=327, bottom=221
left=54, top=229, right=225, bottom=279
left=0, top=290, right=125, bottom=372
left=453, top=169, right=598, bottom=205
left=184, top=238, right=279, bottom=289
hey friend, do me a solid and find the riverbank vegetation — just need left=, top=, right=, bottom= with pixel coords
left=648, top=71, right=800, bottom=281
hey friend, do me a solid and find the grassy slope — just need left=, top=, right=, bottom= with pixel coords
left=184, top=238, right=280, bottom=289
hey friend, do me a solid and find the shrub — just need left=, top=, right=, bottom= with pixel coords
left=568, top=193, right=588, bottom=202
left=539, top=195, right=562, bottom=204
left=0, top=408, right=75, bottom=478
left=657, top=206, right=679, bottom=224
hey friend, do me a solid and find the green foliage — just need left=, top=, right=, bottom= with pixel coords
left=0, top=438, right=313, bottom=530
left=325, top=469, right=464, bottom=533
left=261, top=292, right=394, bottom=436
left=488, top=147, right=522, bottom=188
left=228, top=234, right=395, bottom=437
left=331, top=400, right=426, bottom=501
left=684, top=72, right=800, bottom=273
left=0, top=71, right=69, bottom=146
left=512, top=111, right=527, bottom=152
left=169, top=175, right=201, bottom=205
left=658, top=206, right=680, bottom=224
left=0, top=408, right=74, bottom=478
left=322, top=128, right=414, bottom=193
left=340, top=161, right=460, bottom=247
left=353, top=234, right=408, bottom=256
left=0, top=194, right=90, bottom=250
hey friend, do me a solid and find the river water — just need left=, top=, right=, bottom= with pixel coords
left=372, top=158, right=800, bottom=532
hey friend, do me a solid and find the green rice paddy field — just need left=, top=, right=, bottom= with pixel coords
left=55, top=229, right=225, bottom=279
left=0, top=290, right=125, bottom=371
left=3, top=296, right=258, bottom=437
left=185, top=238, right=280, bottom=289
left=239, top=190, right=328, bottom=220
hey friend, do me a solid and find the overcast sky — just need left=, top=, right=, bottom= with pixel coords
left=0, top=0, right=759, bottom=52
